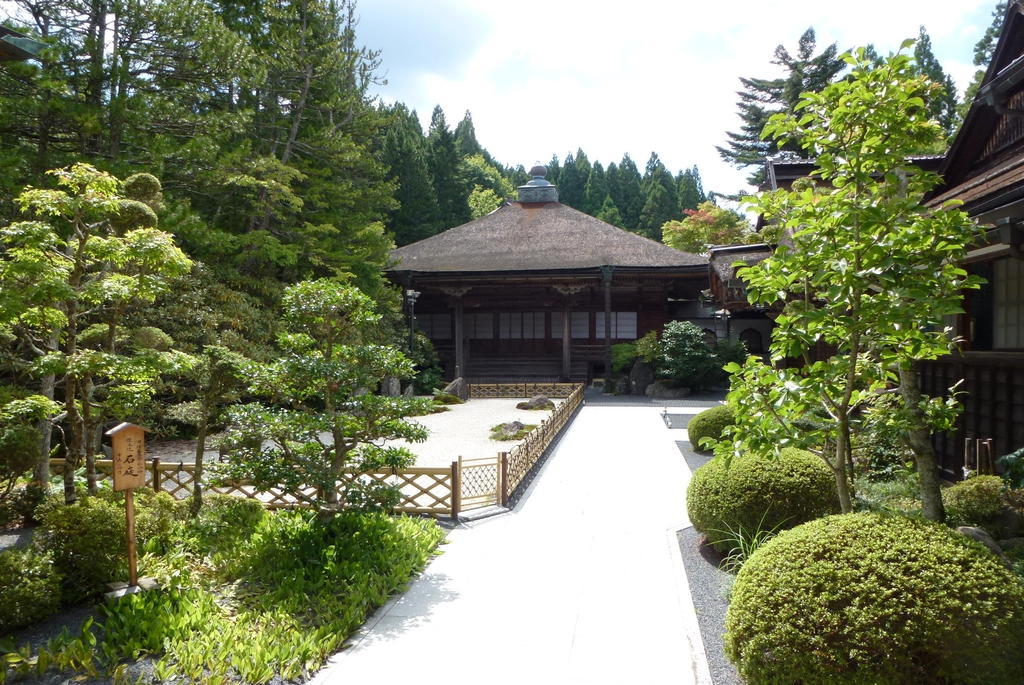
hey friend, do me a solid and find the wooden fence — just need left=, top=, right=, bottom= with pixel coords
left=501, top=383, right=584, bottom=504
left=48, top=383, right=585, bottom=518
left=48, top=458, right=458, bottom=518
left=468, top=382, right=579, bottom=399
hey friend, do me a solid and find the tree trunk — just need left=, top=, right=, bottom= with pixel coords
left=190, top=411, right=208, bottom=517
left=899, top=365, right=946, bottom=522
left=34, top=369, right=56, bottom=485
left=833, top=416, right=854, bottom=513
left=82, top=375, right=98, bottom=495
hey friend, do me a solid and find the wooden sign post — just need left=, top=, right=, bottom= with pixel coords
left=106, top=422, right=147, bottom=588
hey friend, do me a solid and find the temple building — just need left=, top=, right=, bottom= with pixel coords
left=386, top=165, right=713, bottom=382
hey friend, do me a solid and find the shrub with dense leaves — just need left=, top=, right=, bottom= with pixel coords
left=184, top=493, right=267, bottom=553
left=725, top=512, right=1024, bottom=684
left=686, top=448, right=838, bottom=553
left=36, top=495, right=127, bottom=602
left=943, top=475, right=1005, bottom=528
left=687, top=405, right=735, bottom=451
left=0, top=546, right=62, bottom=633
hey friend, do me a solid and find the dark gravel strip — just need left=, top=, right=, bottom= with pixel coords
left=675, top=436, right=743, bottom=685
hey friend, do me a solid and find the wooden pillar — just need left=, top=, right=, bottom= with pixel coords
left=562, top=298, right=571, bottom=381
left=454, top=298, right=465, bottom=379
left=602, top=266, right=613, bottom=383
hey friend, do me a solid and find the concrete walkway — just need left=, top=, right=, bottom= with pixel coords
left=310, top=396, right=720, bottom=685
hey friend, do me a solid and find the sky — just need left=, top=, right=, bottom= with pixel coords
left=357, top=0, right=998, bottom=197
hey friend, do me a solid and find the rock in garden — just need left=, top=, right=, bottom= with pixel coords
left=381, top=376, right=401, bottom=396
left=402, top=384, right=414, bottom=396
left=516, top=395, right=554, bottom=410
left=614, top=376, right=630, bottom=395
left=495, top=421, right=525, bottom=439
left=442, top=377, right=465, bottom=398
left=957, top=526, right=1010, bottom=564
left=644, top=380, right=690, bottom=399
left=629, top=360, right=655, bottom=396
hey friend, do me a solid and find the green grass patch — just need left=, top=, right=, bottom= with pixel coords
left=489, top=423, right=536, bottom=441
left=1, top=498, right=444, bottom=684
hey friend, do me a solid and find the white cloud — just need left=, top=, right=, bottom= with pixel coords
left=362, top=0, right=996, bottom=196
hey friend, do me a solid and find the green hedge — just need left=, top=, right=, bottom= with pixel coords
left=0, top=547, right=62, bottom=633
left=943, top=475, right=1005, bottom=528
left=725, top=512, right=1024, bottom=684
left=687, top=405, right=734, bottom=451
left=686, top=448, right=838, bottom=553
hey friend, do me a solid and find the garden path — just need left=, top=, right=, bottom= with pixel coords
left=310, top=394, right=721, bottom=685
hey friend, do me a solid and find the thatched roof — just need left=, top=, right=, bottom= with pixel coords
left=389, top=202, right=706, bottom=274
left=709, top=245, right=772, bottom=282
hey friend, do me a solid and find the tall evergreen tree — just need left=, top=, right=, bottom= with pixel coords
left=962, top=2, right=1008, bottom=116
left=454, top=110, right=484, bottom=158
left=546, top=154, right=562, bottom=186
left=596, top=195, right=624, bottom=227
left=718, top=28, right=845, bottom=184
left=638, top=163, right=678, bottom=241
left=914, top=26, right=960, bottom=139
left=615, top=154, right=644, bottom=231
left=380, top=104, right=440, bottom=245
left=583, top=162, right=608, bottom=215
left=558, top=152, right=585, bottom=208
left=677, top=165, right=706, bottom=212
left=427, top=105, right=470, bottom=229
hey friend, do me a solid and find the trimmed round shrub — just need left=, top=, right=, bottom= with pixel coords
left=943, top=475, right=1005, bottom=526
left=0, top=547, right=62, bottom=632
left=36, top=496, right=126, bottom=602
left=686, top=448, right=838, bottom=552
left=725, top=512, right=1024, bottom=684
left=687, top=405, right=734, bottom=451
left=185, top=494, right=267, bottom=553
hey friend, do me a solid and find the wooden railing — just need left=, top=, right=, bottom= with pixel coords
left=501, top=383, right=585, bottom=504
left=469, top=382, right=579, bottom=399
left=47, top=383, right=586, bottom=518
left=48, top=458, right=457, bottom=518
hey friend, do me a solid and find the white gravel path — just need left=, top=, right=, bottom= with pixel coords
left=396, top=397, right=562, bottom=467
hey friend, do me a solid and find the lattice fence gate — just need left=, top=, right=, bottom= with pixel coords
left=457, top=455, right=502, bottom=511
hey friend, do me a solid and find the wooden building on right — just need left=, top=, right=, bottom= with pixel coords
left=915, top=1, right=1024, bottom=477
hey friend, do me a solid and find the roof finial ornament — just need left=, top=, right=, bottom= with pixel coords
left=518, top=160, right=558, bottom=203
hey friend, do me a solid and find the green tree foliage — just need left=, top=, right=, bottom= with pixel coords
left=718, top=28, right=845, bottom=184
left=716, top=46, right=981, bottom=517
left=914, top=26, right=961, bottom=140
left=662, top=201, right=754, bottom=254
left=611, top=155, right=644, bottom=230
left=453, top=110, right=484, bottom=158
left=596, top=196, right=624, bottom=227
left=962, top=2, right=1009, bottom=117
left=219, top=280, right=431, bottom=516
left=557, top=151, right=586, bottom=209
left=0, top=164, right=192, bottom=503
left=638, top=155, right=679, bottom=240
left=583, top=162, right=608, bottom=215
left=427, top=105, right=471, bottom=230
left=380, top=104, right=440, bottom=246
left=676, top=166, right=707, bottom=212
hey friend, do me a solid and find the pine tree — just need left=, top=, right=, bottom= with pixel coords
left=427, top=105, right=471, bottom=229
left=641, top=152, right=678, bottom=224
left=914, top=26, right=960, bottom=139
left=596, top=195, right=624, bottom=227
left=558, top=152, right=585, bottom=208
left=718, top=28, right=845, bottom=184
left=962, top=2, right=1008, bottom=117
left=381, top=104, right=440, bottom=245
left=638, top=183, right=676, bottom=242
left=583, top=162, right=608, bottom=215
left=677, top=165, right=706, bottom=212
left=454, top=110, right=484, bottom=158
left=546, top=154, right=562, bottom=186
left=615, top=154, right=644, bottom=231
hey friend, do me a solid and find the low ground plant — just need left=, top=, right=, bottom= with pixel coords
left=0, top=547, right=62, bottom=634
left=2, top=507, right=444, bottom=683
left=489, top=423, right=536, bottom=441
